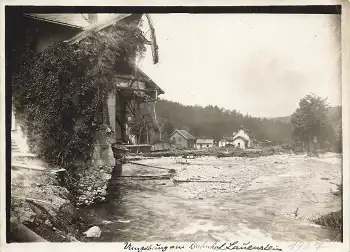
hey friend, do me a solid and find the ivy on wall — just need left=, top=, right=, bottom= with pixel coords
left=12, top=22, right=147, bottom=167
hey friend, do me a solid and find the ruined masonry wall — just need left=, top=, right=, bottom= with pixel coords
left=76, top=125, right=116, bottom=206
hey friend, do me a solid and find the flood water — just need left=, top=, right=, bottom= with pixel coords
left=80, top=154, right=342, bottom=242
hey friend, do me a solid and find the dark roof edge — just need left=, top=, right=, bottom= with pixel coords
left=138, top=68, right=164, bottom=95
left=23, top=14, right=84, bottom=29
left=233, top=135, right=249, bottom=141
left=170, top=129, right=194, bottom=140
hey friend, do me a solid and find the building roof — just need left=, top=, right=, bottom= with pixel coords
left=235, top=126, right=251, bottom=134
left=137, top=68, right=165, bottom=95
left=233, top=135, right=249, bottom=142
left=196, top=138, right=214, bottom=144
left=23, top=13, right=130, bottom=30
left=220, top=136, right=234, bottom=141
left=24, top=13, right=164, bottom=95
left=170, top=130, right=195, bottom=140
left=24, top=13, right=96, bottom=29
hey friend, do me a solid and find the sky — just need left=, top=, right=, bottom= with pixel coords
left=137, top=14, right=341, bottom=118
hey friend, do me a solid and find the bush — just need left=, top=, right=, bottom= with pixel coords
left=313, top=183, right=343, bottom=241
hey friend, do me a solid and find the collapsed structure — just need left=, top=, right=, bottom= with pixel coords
left=9, top=13, right=164, bottom=206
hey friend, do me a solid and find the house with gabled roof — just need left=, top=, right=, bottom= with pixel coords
left=169, top=129, right=196, bottom=149
left=232, top=126, right=255, bottom=149
left=9, top=13, right=164, bottom=149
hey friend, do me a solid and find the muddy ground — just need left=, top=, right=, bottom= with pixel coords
left=81, top=152, right=342, bottom=242
left=10, top=156, right=84, bottom=242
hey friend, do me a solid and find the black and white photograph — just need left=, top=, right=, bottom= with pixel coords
left=2, top=3, right=349, bottom=252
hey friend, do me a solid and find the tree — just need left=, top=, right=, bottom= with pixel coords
left=129, top=109, right=155, bottom=145
left=291, top=94, right=332, bottom=153
left=163, top=121, right=174, bottom=135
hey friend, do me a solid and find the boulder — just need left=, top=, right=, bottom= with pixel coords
left=83, top=226, right=101, bottom=238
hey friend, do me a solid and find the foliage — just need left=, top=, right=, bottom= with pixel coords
left=128, top=103, right=157, bottom=144
left=291, top=94, right=334, bottom=152
left=154, top=99, right=294, bottom=144
left=163, top=121, right=175, bottom=136
left=313, top=183, right=343, bottom=242
left=12, top=23, right=147, bottom=166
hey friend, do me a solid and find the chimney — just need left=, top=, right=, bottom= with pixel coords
left=87, top=14, right=98, bottom=24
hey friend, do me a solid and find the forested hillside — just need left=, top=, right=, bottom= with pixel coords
left=153, top=99, right=294, bottom=144
left=146, top=99, right=342, bottom=147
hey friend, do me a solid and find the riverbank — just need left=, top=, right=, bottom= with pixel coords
left=10, top=164, right=81, bottom=242
left=129, top=145, right=293, bottom=159
left=10, top=151, right=342, bottom=242
left=79, top=153, right=342, bottom=242
left=10, top=159, right=117, bottom=242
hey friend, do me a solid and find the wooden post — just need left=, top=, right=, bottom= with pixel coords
left=120, top=96, right=126, bottom=142
left=146, top=125, right=149, bottom=144
left=309, top=136, right=312, bottom=153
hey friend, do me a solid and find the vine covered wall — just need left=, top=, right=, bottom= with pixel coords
left=12, top=22, right=147, bottom=168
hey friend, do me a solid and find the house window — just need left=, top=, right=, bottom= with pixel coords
left=207, top=145, right=209, bottom=147
left=178, top=137, right=181, bottom=141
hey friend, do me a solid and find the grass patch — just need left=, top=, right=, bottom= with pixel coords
left=313, top=183, right=343, bottom=241
left=314, top=210, right=342, bottom=230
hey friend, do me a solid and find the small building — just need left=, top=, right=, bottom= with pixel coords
left=218, top=136, right=234, bottom=147
left=196, top=138, right=214, bottom=149
left=169, top=130, right=196, bottom=149
left=232, top=126, right=255, bottom=149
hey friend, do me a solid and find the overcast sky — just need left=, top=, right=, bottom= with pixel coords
left=137, top=14, right=341, bottom=118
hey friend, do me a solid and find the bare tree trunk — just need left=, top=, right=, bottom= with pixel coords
left=308, top=136, right=312, bottom=153
left=146, top=125, right=149, bottom=144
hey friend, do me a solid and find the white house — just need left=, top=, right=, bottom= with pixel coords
left=231, top=127, right=254, bottom=149
left=196, top=138, right=214, bottom=149
left=218, top=136, right=234, bottom=147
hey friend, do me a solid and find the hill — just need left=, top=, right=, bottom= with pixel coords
left=152, top=99, right=294, bottom=144
left=146, top=100, right=342, bottom=147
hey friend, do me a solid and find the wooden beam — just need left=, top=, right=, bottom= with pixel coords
left=114, top=86, right=157, bottom=93
left=126, top=101, right=136, bottom=116
left=114, top=74, right=151, bottom=83
left=10, top=217, right=48, bottom=242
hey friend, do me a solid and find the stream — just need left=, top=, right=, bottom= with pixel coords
left=80, top=154, right=342, bottom=242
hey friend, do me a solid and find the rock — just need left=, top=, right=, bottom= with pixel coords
left=117, top=219, right=132, bottom=223
left=83, top=226, right=101, bottom=238
left=44, top=219, right=53, bottom=227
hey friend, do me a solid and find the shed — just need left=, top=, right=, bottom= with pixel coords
left=169, top=130, right=196, bottom=149
left=195, top=138, right=214, bottom=149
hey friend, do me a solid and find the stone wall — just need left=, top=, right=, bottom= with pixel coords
left=76, top=124, right=117, bottom=206
left=13, top=106, right=119, bottom=207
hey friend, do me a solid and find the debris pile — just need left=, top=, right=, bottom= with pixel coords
left=76, top=165, right=113, bottom=206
